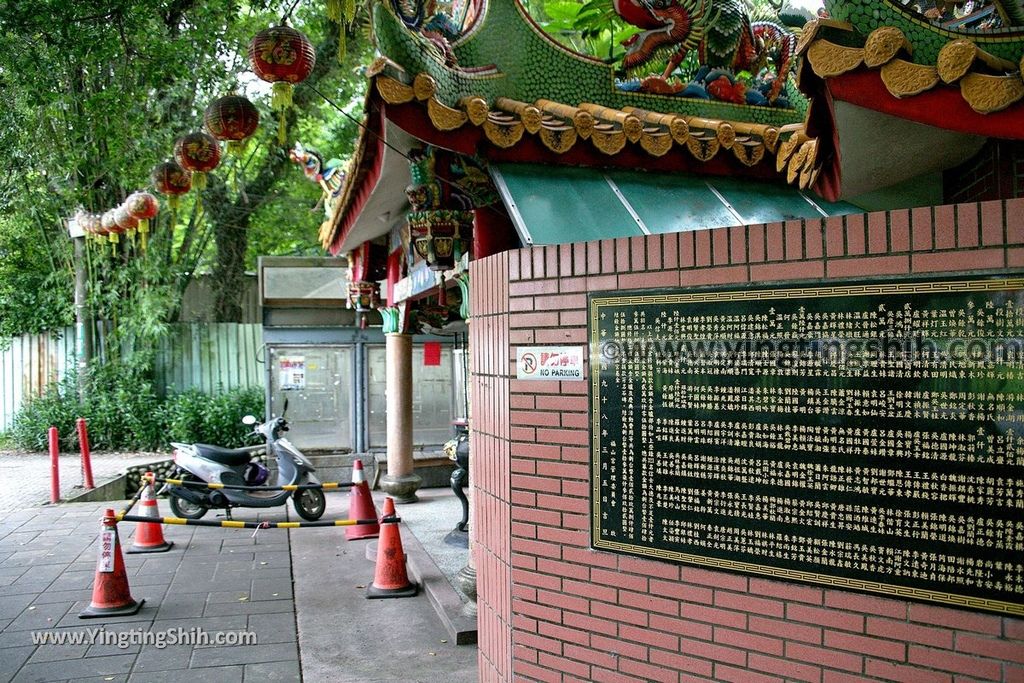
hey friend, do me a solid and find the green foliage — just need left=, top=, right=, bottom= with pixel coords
left=162, top=386, right=264, bottom=448
left=8, top=359, right=264, bottom=451
left=522, top=0, right=638, bottom=62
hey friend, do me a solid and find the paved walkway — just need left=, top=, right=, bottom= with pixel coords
left=0, top=491, right=478, bottom=683
left=0, top=452, right=166, bottom=515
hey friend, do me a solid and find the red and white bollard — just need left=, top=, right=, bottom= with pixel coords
left=48, top=427, right=60, bottom=504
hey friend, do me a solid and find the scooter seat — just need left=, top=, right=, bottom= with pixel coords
left=194, top=444, right=256, bottom=467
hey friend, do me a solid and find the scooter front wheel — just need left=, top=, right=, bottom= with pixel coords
left=292, top=488, right=326, bottom=521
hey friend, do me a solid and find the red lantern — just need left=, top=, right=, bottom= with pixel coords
left=151, top=161, right=192, bottom=210
left=125, top=191, right=159, bottom=251
left=100, top=209, right=122, bottom=253
left=82, top=213, right=103, bottom=242
left=174, top=132, right=221, bottom=190
left=248, top=25, right=315, bottom=143
left=204, top=95, right=260, bottom=156
left=114, top=205, right=139, bottom=245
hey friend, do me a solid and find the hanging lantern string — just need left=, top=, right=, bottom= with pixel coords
left=281, top=0, right=303, bottom=24
left=305, top=83, right=507, bottom=223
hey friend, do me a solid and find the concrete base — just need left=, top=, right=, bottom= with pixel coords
left=64, top=475, right=129, bottom=504
left=379, top=472, right=422, bottom=504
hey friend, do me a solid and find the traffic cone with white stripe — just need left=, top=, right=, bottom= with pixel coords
left=366, top=497, right=417, bottom=599
left=127, top=477, right=173, bottom=554
left=80, top=509, right=144, bottom=618
left=345, top=459, right=380, bottom=540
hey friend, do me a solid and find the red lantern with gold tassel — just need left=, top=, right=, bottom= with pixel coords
left=174, top=132, right=221, bottom=190
left=151, top=161, right=192, bottom=211
left=114, top=205, right=139, bottom=247
left=248, top=25, right=315, bottom=144
left=82, top=213, right=103, bottom=244
left=125, top=191, right=159, bottom=252
left=101, top=209, right=121, bottom=255
left=204, top=95, right=260, bottom=156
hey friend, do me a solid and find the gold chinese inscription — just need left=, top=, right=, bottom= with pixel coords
left=590, top=278, right=1024, bottom=616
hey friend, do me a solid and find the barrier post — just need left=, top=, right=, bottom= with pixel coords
left=77, top=418, right=95, bottom=489
left=48, top=427, right=60, bottom=503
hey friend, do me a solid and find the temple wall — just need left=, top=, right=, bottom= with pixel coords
left=945, top=141, right=1024, bottom=204
left=469, top=197, right=1024, bottom=683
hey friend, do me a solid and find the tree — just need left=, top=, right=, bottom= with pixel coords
left=0, top=0, right=370, bottom=343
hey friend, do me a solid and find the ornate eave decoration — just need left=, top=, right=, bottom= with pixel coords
left=373, top=68, right=816, bottom=177
left=802, top=20, right=1024, bottom=114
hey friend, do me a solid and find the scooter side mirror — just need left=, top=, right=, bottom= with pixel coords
left=241, top=415, right=258, bottom=425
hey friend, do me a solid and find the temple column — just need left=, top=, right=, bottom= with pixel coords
left=380, top=332, right=421, bottom=503
left=455, top=275, right=477, bottom=613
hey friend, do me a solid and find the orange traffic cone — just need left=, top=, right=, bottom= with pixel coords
left=127, top=478, right=174, bottom=554
left=80, top=509, right=145, bottom=618
left=366, top=497, right=418, bottom=599
left=346, top=459, right=380, bottom=541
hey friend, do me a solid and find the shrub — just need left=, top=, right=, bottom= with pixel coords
left=162, top=386, right=264, bottom=448
left=8, top=373, right=80, bottom=451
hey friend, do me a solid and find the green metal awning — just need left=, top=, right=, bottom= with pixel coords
left=490, top=164, right=860, bottom=246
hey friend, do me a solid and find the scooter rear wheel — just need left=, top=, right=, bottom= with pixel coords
left=293, top=488, right=326, bottom=521
left=169, top=474, right=209, bottom=520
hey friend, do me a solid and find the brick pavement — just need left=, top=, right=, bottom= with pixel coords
left=0, top=452, right=166, bottom=515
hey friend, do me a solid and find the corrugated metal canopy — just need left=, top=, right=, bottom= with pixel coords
left=491, top=164, right=860, bottom=246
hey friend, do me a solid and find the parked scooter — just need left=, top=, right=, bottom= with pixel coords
left=164, top=403, right=326, bottom=521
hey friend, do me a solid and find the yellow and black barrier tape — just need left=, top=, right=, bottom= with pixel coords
left=145, top=475, right=355, bottom=492
left=115, top=513, right=400, bottom=529
left=120, top=484, right=147, bottom=517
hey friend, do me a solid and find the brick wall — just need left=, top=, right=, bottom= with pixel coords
left=944, top=140, right=1024, bottom=204
left=469, top=197, right=1024, bottom=683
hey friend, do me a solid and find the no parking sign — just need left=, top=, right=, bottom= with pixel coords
left=516, top=346, right=584, bottom=381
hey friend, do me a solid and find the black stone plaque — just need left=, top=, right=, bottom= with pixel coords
left=590, top=277, right=1024, bottom=615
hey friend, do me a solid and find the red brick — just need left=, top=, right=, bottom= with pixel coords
left=749, top=578, right=822, bottom=605
left=912, top=206, right=933, bottom=250
left=513, top=506, right=561, bottom=526
left=680, top=603, right=747, bottom=629
left=621, top=623, right=679, bottom=651
left=538, top=494, right=588, bottom=515
left=766, top=222, right=785, bottom=261
left=651, top=614, right=714, bottom=641
left=825, top=630, right=906, bottom=662
left=536, top=526, right=588, bottom=547
left=828, top=255, right=910, bottom=278
left=785, top=220, right=803, bottom=259
left=683, top=567, right=747, bottom=592
left=651, top=579, right=713, bottom=605
left=618, top=657, right=676, bottom=683
left=615, top=237, right=630, bottom=272
left=563, top=610, right=617, bottom=636
left=601, top=238, right=616, bottom=273
left=679, top=637, right=747, bottom=666
left=650, top=649, right=714, bottom=677
left=630, top=235, right=646, bottom=271
left=980, top=199, right=1004, bottom=245
left=753, top=618, right=823, bottom=643
left=956, top=203, right=980, bottom=247
left=1006, top=198, right=1024, bottom=243
left=955, top=633, right=1024, bottom=663
left=647, top=234, right=663, bottom=271
left=824, top=590, right=906, bottom=619
left=909, top=606, right=1001, bottom=635
left=714, top=626, right=784, bottom=656
left=684, top=265, right=748, bottom=286
left=536, top=461, right=587, bottom=479
left=592, top=601, right=649, bottom=627
left=532, top=247, right=546, bottom=278
left=546, top=245, right=559, bottom=279
left=805, top=219, right=824, bottom=258
left=696, top=229, right=712, bottom=267
left=585, top=240, right=601, bottom=274
left=512, top=537, right=562, bottom=559
left=889, top=209, right=910, bottom=251
left=561, top=577, right=614, bottom=603
left=788, top=603, right=864, bottom=632
left=714, top=590, right=783, bottom=618
left=560, top=446, right=589, bottom=463
left=510, top=279, right=560, bottom=297
left=1008, top=665, right=1024, bottom=683
left=713, top=228, right=730, bottom=265
left=823, top=672, right=873, bottom=683
left=749, top=224, right=767, bottom=262
left=1008, top=247, right=1024, bottom=267
left=825, top=216, right=845, bottom=256
left=535, top=395, right=587, bottom=412
left=846, top=213, right=867, bottom=255
left=866, top=617, right=953, bottom=649
left=868, top=211, right=889, bottom=253
left=619, top=589, right=679, bottom=616
left=591, top=666, right=646, bottom=683
left=1005, top=618, right=1024, bottom=640
left=592, top=633, right=647, bottom=661
left=865, top=658, right=952, bottom=683
left=749, top=260, right=824, bottom=281
left=619, top=270, right=680, bottom=289
left=934, top=204, right=956, bottom=249
left=511, top=410, right=561, bottom=427
left=509, top=250, right=522, bottom=280
left=618, top=556, right=680, bottom=581
left=912, top=248, right=1004, bottom=273
left=535, top=427, right=588, bottom=446
left=510, top=459, right=537, bottom=475
left=514, top=660, right=561, bottom=683
left=662, top=232, right=679, bottom=270
left=730, top=226, right=746, bottom=264
left=680, top=230, right=695, bottom=267
left=509, top=298, right=536, bottom=313
left=519, top=248, right=533, bottom=280
left=511, top=426, right=537, bottom=442
left=534, top=327, right=586, bottom=344
left=533, top=292, right=587, bottom=310
left=511, top=441, right=561, bottom=459
left=786, top=641, right=862, bottom=672
left=715, top=664, right=784, bottom=683
left=517, top=631, right=563, bottom=655
left=907, top=646, right=1002, bottom=679
left=561, top=480, right=588, bottom=497
left=515, top=643, right=539, bottom=663
left=515, top=568, right=560, bottom=591
left=748, top=653, right=821, bottom=683
left=513, top=583, right=537, bottom=602
left=537, top=588, right=588, bottom=614
left=564, top=643, right=617, bottom=670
